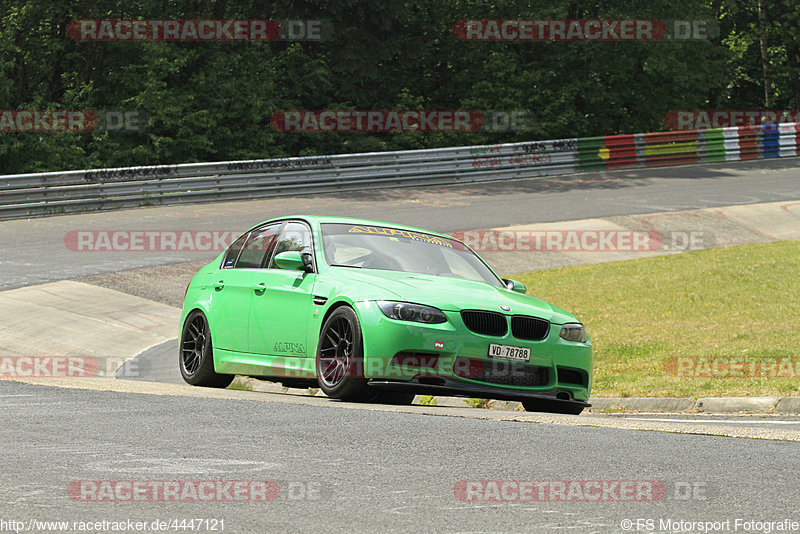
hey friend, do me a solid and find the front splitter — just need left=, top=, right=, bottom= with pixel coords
left=368, top=377, right=591, bottom=407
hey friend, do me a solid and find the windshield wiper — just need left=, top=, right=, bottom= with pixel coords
left=328, top=264, right=363, bottom=268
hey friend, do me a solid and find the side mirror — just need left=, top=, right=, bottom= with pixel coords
left=300, top=251, right=314, bottom=272
left=274, top=251, right=311, bottom=271
left=502, top=278, right=527, bottom=294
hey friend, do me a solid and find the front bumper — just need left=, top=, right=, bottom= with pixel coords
left=354, top=300, right=593, bottom=402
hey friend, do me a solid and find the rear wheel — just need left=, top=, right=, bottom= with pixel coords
left=179, top=310, right=234, bottom=388
left=522, top=398, right=584, bottom=415
left=316, top=307, right=374, bottom=401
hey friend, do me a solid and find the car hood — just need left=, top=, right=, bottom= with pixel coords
left=326, top=268, right=579, bottom=324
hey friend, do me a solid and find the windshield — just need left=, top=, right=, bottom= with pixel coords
left=321, top=223, right=504, bottom=287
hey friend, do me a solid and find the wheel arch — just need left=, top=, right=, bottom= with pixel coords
left=181, top=304, right=212, bottom=336
left=318, top=299, right=358, bottom=334
left=312, top=298, right=368, bottom=355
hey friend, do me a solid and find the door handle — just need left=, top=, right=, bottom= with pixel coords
left=213, top=280, right=225, bottom=290
left=253, top=282, right=267, bottom=293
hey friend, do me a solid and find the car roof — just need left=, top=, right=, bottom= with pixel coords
left=265, top=215, right=455, bottom=240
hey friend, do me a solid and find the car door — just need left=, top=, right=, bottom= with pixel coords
left=248, top=221, right=316, bottom=359
left=210, top=224, right=282, bottom=353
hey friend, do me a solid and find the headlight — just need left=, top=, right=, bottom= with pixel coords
left=377, top=301, right=447, bottom=324
left=560, top=323, right=587, bottom=343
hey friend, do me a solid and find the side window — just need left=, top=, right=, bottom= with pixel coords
left=221, top=233, right=249, bottom=269
left=235, top=224, right=282, bottom=269
left=268, top=222, right=312, bottom=269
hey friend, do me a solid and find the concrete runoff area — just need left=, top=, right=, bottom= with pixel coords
left=0, top=281, right=178, bottom=377
left=475, top=200, right=800, bottom=274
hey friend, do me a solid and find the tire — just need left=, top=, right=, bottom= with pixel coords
left=316, top=306, right=374, bottom=401
left=522, top=398, right=584, bottom=415
left=179, top=310, right=234, bottom=388
left=374, top=391, right=416, bottom=405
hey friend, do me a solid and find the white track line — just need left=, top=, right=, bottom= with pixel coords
left=627, top=417, right=800, bottom=425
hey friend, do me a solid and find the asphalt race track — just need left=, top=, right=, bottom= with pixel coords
left=2, top=159, right=800, bottom=533
left=2, top=380, right=800, bottom=533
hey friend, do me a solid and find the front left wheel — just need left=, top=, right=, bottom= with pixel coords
left=316, top=306, right=375, bottom=402
left=179, top=310, right=234, bottom=388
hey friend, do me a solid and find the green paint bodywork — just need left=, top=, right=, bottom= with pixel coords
left=181, top=216, right=592, bottom=402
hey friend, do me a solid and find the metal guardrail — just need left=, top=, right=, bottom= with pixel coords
left=1, top=122, right=798, bottom=220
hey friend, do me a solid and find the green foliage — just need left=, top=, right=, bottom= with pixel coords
left=418, top=395, right=437, bottom=406
left=464, top=397, right=493, bottom=409
left=227, top=377, right=254, bottom=391
left=0, top=0, right=794, bottom=173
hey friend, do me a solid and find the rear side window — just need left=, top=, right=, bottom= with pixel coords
left=221, top=233, right=248, bottom=268
left=235, top=224, right=282, bottom=268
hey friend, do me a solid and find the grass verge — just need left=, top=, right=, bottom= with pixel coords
left=513, top=241, right=800, bottom=398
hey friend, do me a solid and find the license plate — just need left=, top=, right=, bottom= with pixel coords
left=488, top=344, right=530, bottom=362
